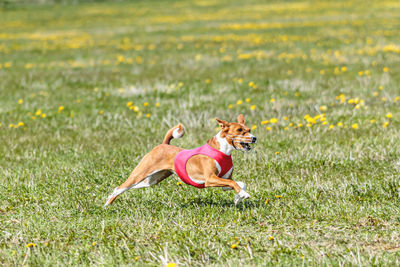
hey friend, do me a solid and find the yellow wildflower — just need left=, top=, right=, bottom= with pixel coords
left=319, top=105, right=327, bottom=111
left=166, top=263, right=177, bottom=267
left=250, top=105, right=256, bottom=110
left=352, top=123, right=358, bottom=129
left=270, top=98, right=275, bottom=103
left=265, top=198, right=269, bottom=205
left=35, top=109, right=42, bottom=116
left=251, top=125, right=257, bottom=130
left=270, top=118, right=278, bottom=124
left=231, top=244, right=238, bottom=249
left=245, top=98, right=251, bottom=103
left=383, top=122, right=389, bottom=128
left=268, top=236, right=274, bottom=241
left=26, top=243, right=36, bottom=248
left=143, top=102, right=149, bottom=107
left=383, top=67, right=389, bottom=72
left=379, top=86, right=384, bottom=90
left=155, top=102, right=160, bottom=107
left=18, top=99, right=23, bottom=104
left=228, top=104, right=233, bottom=109
left=58, top=106, right=64, bottom=113
left=370, top=119, right=375, bottom=124
left=98, top=110, right=104, bottom=115
left=386, top=113, right=393, bottom=119
left=18, top=122, right=24, bottom=127
left=265, top=127, right=272, bottom=131
left=126, top=101, right=133, bottom=107
left=236, top=100, right=243, bottom=105
left=261, top=120, right=269, bottom=125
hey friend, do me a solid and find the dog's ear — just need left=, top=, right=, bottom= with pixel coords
left=237, top=114, right=245, bottom=124
left=216, top=118, right=229, bottom=130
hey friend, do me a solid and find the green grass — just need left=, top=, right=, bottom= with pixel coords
left=1, top=0, right=400, bottom=265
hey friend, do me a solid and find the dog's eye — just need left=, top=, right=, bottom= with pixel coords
left=237, top=128, right=243, bottom=132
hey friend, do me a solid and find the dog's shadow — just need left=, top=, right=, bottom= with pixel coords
left=178, top=197, right=261, bottom=210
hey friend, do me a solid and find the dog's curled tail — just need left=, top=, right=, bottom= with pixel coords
left=162, top=123, right=185, bottom=145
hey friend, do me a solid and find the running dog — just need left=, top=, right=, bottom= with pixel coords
left=105, top=114, right=256, bottom=206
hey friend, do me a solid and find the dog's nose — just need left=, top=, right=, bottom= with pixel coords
left=251, top=136, right=257, bottom=143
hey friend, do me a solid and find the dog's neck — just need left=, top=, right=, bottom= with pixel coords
left=207, top=131, right=235, bottom=156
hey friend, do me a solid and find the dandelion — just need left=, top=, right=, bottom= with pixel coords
left=383, top=67, right=389, bottom=72
left=250, top=105, right=256, bottom=110
left=176, top=182, right=182, bottom=186
left=352, top=123, right=358, bottom=129
left=205, top=79, right=211, bottom=84
left=284, top=127, right=289, bottom=130
left=265, top=198, right=269, bottom=205
left=319, top=105, right=327, bottom=111
left=58, top=106, right=64, bottom=113
left=92, top=242, right=96, bottom=246
left=236, top=100, right=243, bottom=105
left=126, top=101, right=133, bottom=107
left=18, top=122, right=24, bottom=127
left=245, top=98, right=251, bottom=103
left=275, top=152, right=280, bottom=155
left=270, top=98, right=275, bottom=103
left=269, top=118, right=278, bottom=124
left=26, top=243, right=36, bottom=248
left=386, top=113, right=393, bottom=119
left=94, top=87, right=99, bottom=92
left=76, top=99, right=81, bottom=103
left=9, top=124, right=14, bottom=128
left=379, top=86, right=384, bottom=90
left=373, top=92, right=379, bottom=97
left=35, top=109, right=42, bottom=116
left=228, top=104, right=233, bottom=109
left=370, top=119, right=375, bottom=123
left=265, top=127, right=272, bottom=131
left=166, top=263, right=177, bottom=267
left=298, top=123, right=303, bottom=127
left=248, top=81, right=254, bottom=87
left=358, top=71, right=364, bottom=76
left=98, top=110, right=104, bottom=115
left=155, top=102, right=160, bottom=107
left=18, top=99, right=23, bottom=104
left=381, top=97, right=387, bottom=102
left=275, top=195, right=282, bottom=199
left=261, top=120, right=269, bottom=125
left=143, top=102, right=149, bottom=107
left=251, top=125, right=257, bottom=130
left=268, top=236, right=274, bottom=241
left=337, top=122, right=343, bottom=127
left=231, top=244, right=238, bottom=249
left=320, top=70, right=325, bottom=75
left=146, top=113, right=151, bottom=118
left=329, top=125, right=334, bottom=129
left=383, top=122, right=389, bottom=128
left=41, top=114, right=46, bottom=118
left=134, top=256, right=140, bottom=261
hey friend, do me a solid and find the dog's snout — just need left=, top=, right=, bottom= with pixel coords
left=251, top=136, right=257, bottom=143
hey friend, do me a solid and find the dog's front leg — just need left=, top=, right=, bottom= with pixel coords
left=205, top=175, right=250, bottom=204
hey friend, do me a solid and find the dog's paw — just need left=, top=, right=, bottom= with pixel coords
left=234, top=190, right=250, bottom=205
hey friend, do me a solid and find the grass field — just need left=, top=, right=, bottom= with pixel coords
left=1, top=0, right=400, bottom=265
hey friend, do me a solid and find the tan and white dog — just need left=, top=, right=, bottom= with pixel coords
left=105, top=114, right=256, bottom=206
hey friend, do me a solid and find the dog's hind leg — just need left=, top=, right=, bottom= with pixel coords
left=104, top=148, right=175, bottom=206
left=105, top=168, right=172, bottom=206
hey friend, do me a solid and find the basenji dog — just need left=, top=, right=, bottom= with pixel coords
left=105, top=114, right=257, bottom=206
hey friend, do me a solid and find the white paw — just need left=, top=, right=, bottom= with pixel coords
left=234, top=190, right=250, bottom=205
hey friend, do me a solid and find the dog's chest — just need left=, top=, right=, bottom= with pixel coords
left=214, top=160, right=233, bottom=179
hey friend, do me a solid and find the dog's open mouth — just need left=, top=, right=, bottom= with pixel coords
left=240, top=142, right=254, bottom=151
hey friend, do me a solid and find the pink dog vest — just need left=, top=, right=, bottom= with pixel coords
left=174, top=144, right=233, bottom=188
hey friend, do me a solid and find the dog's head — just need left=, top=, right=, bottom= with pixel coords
left=216, top=114, right=257, bottom=152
